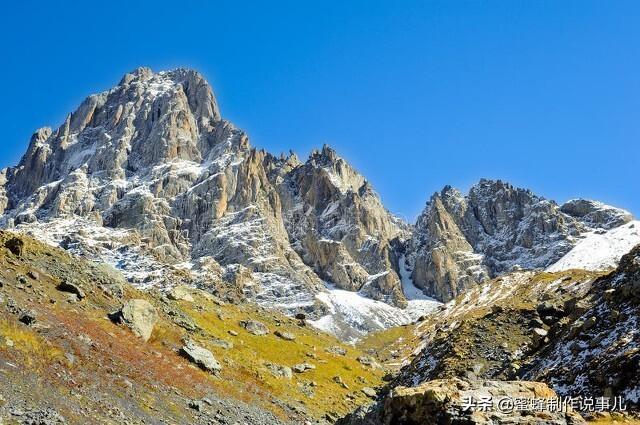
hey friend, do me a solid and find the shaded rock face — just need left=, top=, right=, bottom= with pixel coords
left=387, top=247, right=640, bottom=416
left=0, top=67, right=409, bottom=320
left=406, top=180, right=634, bottom=301
left=340, top=378, right=585, bottom=425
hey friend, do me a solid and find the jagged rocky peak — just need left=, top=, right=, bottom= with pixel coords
left=405, top=178, right=637, bottom=302
left=0, top=66, right=421, bottom=337
left=407, top=186, right=489, bottom=301
left=276, top=144, right=411, bottom=307
left=5, top=67, right=227, bottom=205
left=306, top=144, right=367, bottom=194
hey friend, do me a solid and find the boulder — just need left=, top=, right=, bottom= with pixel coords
left=167, top=285, right=194, bottom=302
left=240, top=320, right=269, bottom=336
left=274, top=330, right=296, bottom=341
left=210, top=337, right=233, bottom=350
left=19, top=310, right=37, bottom=326
left=361, top=387, right=377, bottom=398
left=265, top=363, right=293, bottom=379
left=326, top=346, right=347, bottom=356
left=113, top=299, right=158, bottom=341
left=4, top=237, right=24, bottom=257
left=56, top=280, right=86, bottom=300
left=293, top=363, right=316, bottom=373
left=181, top=339, right=222, bottom=373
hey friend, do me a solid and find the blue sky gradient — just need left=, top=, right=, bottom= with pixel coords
left=1, top=1, right=638, bottom=220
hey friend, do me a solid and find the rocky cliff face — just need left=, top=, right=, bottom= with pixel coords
left=276, top=145, right=410, bottom=307
left=0, top=67, right=410, bottom=330
left=406, top=179, right=635, bottom=301
left=522, top=244, right=640, bottom=407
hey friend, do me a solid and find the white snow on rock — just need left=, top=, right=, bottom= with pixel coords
left=309, top=279, right=441, bottom=343
left=547, top=220, right=640, bottom=272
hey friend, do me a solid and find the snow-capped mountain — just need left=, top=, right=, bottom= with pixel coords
left=0, top=67, right=419, bottom=339
left=0, top=67, right=636, bottom=339
left=404, top=180, right=636, bottom=301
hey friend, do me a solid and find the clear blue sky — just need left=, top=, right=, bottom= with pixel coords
left=1, top=1, right=638, bottom=220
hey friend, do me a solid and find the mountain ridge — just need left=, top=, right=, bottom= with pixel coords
left=1, top=67, right=637, bottom=341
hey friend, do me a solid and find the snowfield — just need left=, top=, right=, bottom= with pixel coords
left=309, top=284, right=441, bottom=344
left=547, top=220, right=640, bottom=272
left=309, top=258, right=441, bottom=343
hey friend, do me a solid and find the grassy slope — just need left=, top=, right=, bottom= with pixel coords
left=0, top=231, right=383, bottom=424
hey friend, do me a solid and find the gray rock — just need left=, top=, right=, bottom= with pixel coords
left=56, top=280, right=86, bottom=300
left=274, top=330, right=296, bottom=341
left=293, top=363, right=316, bottom=373
left=265, top=363, right=293, bottom=379
left=167, top=285, right=194, bottom=302
left=361, top=387, right=376, bottom=398
left=4, top=237, right=24, bottom=256
left=113, top=299, right=158, bottom=341
left=326, top=346, right=347, bottom=356
left=210, top=337, right=233, bottom=350
left=181, top=339, right=222, bottom=373
left=561, top=199, right=633, bottom=230
left=240, top=320, right=269, bottom=336
left=19, top=309, right=37, bottom=326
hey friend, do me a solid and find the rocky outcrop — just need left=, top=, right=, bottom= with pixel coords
left=408, top=191, right=489, bottom=301
left=406, top=180, right=635, bottom=301
left=240, top=319, right=269, bottom=336
left=521, top=244, right=640, bottom=409
left=341, top=378, right=585, bottom=425
left=380, top=245, right=640, bottom=420
left=560, top=199, right=633, bottom=230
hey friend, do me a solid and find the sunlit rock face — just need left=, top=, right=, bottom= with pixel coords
left=0, top=67, right=411, bottom=331
left=406, top=179, right=635, bottom=301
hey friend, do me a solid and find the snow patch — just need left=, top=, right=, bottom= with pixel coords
left=547, top=220, right=640, bottom=272
left=309, top=282, right=441, bottom=343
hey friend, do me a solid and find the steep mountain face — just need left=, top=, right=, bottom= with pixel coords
left=276, top=145, right=410, bottom=307
left=0, top=68, right=412, bottom=337
left=406, top=179, right=636, bottom=301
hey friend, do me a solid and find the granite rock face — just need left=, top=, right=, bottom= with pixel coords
left=276, top=145, right=410, bottom=306
left=0, top=67, right=409, bottom=326
left=406, top=180, right=635, bottom=301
